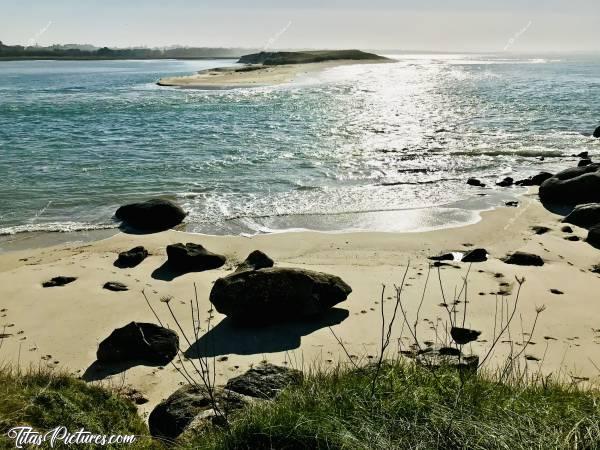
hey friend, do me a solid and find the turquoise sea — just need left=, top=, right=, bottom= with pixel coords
left=0, top=54, right=599, bottom=241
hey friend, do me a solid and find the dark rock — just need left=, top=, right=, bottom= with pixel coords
left=531, top=226, right=551, bottom=235
left=515, top=172, right=553, bottom=187
left=428, top=253, right=455, bottom=261
left=550, top=289, right=564, bottom=295
left=42, top=276, right=77, bottom=288
left=561, top=226, right=573, bottom=233
left=149, top=385, right=252, bottom=441
left=591, top=264, right=600, bottom=274
left=210, top=268, right=352, bottom=324
left=564, top=236, right=580, bottom=242
left=114, top=246, right=148, bottom=268
left=451, top=327, right=481, bottom=345
left=467, top=178, right=485, bottom=187
left=225, top=363, right=302, bottom=399
left=496, top=177, right=513, bottom=187
left=115, top=198, right=186, bottom=232
left=234, top=250, right=274, bottom=273
left=505, top=201, right=519, bottom=207
left=408, top=346, right=479, bottom=373
left=166, top=243, right=226, bottom=272
left=563, top=203, right=600, bottom=229
left=103, top=281, right=128, bottom=292
left=539, top=164, right=600, bottom=205
left=587, top=225, right=600, bottom=249
left=594, top=126, right=600, bottom=138
left=578, top=159, right=593, bottom=167
left=502, top=252, right=544, bottom=266
left=97, top=322, right=178, bottom=365
left=576, top=151, right=589, bottom=158
left=461, top=248, right=488, bottom=263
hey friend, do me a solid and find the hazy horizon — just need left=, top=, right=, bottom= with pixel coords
left=1, top=0, right=600, bottom=53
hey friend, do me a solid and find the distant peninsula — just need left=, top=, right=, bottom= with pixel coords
left=237, top=50, right=389, bottom=65
left=157, top=49, right=391, bottom=88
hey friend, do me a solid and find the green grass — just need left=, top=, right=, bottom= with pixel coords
left=182, top=361, right=600, bottom=450
left=0, top=362, right=598, bottom=449
left=0, top=367, right=160, bottom=449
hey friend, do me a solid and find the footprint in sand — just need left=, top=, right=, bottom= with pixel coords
left=544, top=336, right=557, bottom=341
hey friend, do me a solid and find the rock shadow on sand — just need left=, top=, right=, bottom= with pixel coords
left=184, top=308, right=349, bottom=359
left=150, top=261, right=189, bottom=281
left=81, top=359, right=165, bottom=382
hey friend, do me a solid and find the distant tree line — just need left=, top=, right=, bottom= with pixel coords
left=0, top=41, right=256, bottom=59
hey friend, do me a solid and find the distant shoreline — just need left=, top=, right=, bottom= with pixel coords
left=0, top=56, right=238, bottom=61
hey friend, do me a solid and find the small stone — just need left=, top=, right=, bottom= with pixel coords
left=467, top=178, right=485, bottom=187
left=42, top=276, right=77, bottom=288
left=531, top=226, right=551, bottom=235
left=502, top=252, right=544, bottom=267
left=450, top=327, right=481, bottom=345
left=103, top=282, right=129, bottom=292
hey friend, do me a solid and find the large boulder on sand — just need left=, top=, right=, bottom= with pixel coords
left=587, top=225, right=600, bottom=249
left=594, top=126, right=600, bottom=138
left=563, top=203, right=600, bottom=229
left=97, top=322, right=178, bottom=365
left=210, top=268, right=352, bottom=324
left=166, top=243, right=226, bottom=272
left=225, top=363, right=303, bottom=399
left=149, top=385, right=253, bottom=441
left=539, top=164, right=600, bottom=205
left=115, top=199, right=186, bottom=232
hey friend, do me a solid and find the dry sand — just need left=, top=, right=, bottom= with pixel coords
left=0, top=189, right=599, bottom=417
left=157, top=60, right=389, bottom=88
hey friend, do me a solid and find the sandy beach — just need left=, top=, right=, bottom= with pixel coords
left=157, top=59, right=390, bottom=88
left=0, top=188, right=599, bottom=418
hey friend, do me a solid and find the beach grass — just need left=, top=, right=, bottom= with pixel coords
left=0, top=360, right=598, bottom=449
left=181, top=360, right=600, bottom=450
left=0, top=366, right=159, bottom=449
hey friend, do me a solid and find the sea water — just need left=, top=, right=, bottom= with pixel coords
left=0, top=54, right=599, bottom=240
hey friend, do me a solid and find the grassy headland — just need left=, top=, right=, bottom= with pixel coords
left=237, top=50, right=389, bottom=65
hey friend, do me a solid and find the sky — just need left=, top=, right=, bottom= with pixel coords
left=1, top=0, right=599, bottom=52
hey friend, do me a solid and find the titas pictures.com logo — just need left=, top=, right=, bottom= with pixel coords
left=7, top=426, right=137, bottom=448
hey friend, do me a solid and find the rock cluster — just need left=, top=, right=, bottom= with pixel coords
left=149, top=363, right=302, bottom=441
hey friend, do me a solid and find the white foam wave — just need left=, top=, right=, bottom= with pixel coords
left=0, top=222, right=117, bottom=236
